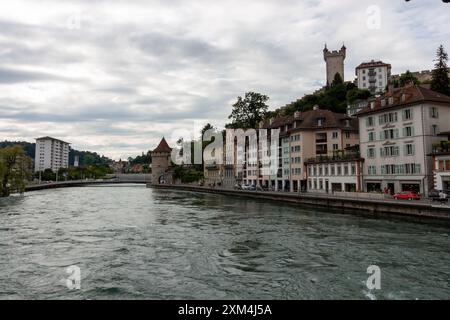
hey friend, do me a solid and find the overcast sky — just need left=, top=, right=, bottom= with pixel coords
left=0, top=0, right=449, bottom=159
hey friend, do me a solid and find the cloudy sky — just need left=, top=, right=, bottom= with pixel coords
left=0, top=0, right=449, bottom=159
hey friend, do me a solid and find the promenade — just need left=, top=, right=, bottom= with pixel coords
left=148, top=184, right=450, bottom=222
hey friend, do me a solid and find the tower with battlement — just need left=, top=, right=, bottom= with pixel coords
left=323, top=44, right=346, bottom=86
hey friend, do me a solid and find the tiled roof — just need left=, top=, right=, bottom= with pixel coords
left=355, top=85, right=450, bottom=116
left=355, top=60, right=391, bottom=70
left=152, top=137, right=172, bottom=153
left=263, top=108, right=358, bottom=132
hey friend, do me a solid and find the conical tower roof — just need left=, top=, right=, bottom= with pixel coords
left=152, top=137, right=172, bottom=153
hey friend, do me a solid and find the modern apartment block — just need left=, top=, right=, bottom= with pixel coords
left=355, top=60, right=391, bottom=95
left=34, top=136, right=70, bottom=173
left=356, top=84, right=450, bottom=195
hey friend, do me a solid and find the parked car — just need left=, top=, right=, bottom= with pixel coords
left=248, top=185, right=257, bottom=191
left=393, top=191, right=420, bottom=201
left=234, top=184, right=242, bottom=190
left=241, top=184, right=251, bottom=190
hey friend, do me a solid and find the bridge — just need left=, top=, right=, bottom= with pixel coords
left=25, top=174, right=152, bottom=192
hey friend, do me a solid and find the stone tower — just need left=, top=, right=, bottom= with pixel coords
left=150, top=137, right=172, bottom=184
left=323, top=44, right=346, bottom=86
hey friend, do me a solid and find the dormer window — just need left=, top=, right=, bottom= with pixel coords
left=317, top=117, right=325, bottom=126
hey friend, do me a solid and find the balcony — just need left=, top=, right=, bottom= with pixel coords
left=205, top=162, right=219, bottom=170
left=368, top=70, right=376, bottom=77
left=431, top=141, right=450, bottom=155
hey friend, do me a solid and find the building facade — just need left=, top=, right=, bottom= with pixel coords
left=34, top=136, right=70, bottom=173
left=239, top=106, right=360, bottom=192
left=323, top=44, right=346, bottom=86
left=431, top=132, right=450, bottom=191
left=356, top=85, right=450, bottom=195
left=306, top=156, right=364, bottom=193
left=355, top=60, right=391, bottom=95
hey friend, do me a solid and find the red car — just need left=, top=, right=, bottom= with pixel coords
left=393, top=191, right=420, bottom=200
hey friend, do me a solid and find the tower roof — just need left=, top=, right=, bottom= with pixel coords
left=152, top=137, right=172, bottom=153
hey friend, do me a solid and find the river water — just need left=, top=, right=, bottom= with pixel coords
left=0, top=185, right=449, bottom=300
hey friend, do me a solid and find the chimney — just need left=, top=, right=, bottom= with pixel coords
left=388, top=97, right=394, bottom=105
left=313, top=105, right=319, bottom=111
left=381, top=99, right=386, bottom=107
left=370, top=101, right=375, bottom=110
left=294, top=111, right=301, bottom=118
left=269, top=118, right=274, bottom=125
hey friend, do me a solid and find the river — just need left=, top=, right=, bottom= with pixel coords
left=0, top=184, right=449, bottom=299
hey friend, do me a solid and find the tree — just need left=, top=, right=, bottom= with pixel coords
left=331, top=72, right=344, bottom=87
left=0, top=145, right=31, bottom=197
left=396, top=70, right=420, bottom=87
left=226, top=92, right=269, bottom=129
left=431, top=45, right=450, bottom=96
left=201, top=123, right=216, bottom=137
left=346, top=88, right=371, bottom=104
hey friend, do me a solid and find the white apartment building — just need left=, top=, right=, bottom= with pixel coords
left=35, top=137, right=70, bottom=173
left=306, top=157, right=364, bottom=193
left=356, top=85, right=450, bottom=196
left=356, top=60, right=391, bottom=95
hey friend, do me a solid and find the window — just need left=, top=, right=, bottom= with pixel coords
left=317, top=118, right=325, bottom=126
left=333, top=144, right=339, bottom=150
left=368, top=166, right=376, bottom=175
left=431, top=125, right=439, bottom=136
left=331, top=165, right=335, bottom=175
left=379, top=112, right=398, bottom=125
left=324, top=166, right=329, bottom=176
left=344, top=165, right=349, bottom=175
left=337, top=165, right=342, bottom=175
left=366, top=117, right=374, bottom=127
left=332, top=132, right=338, bottom=139
left=368, top=132, right=375, bottom=142
left=405, top=144, right=415, bottom=156
left=402, top=109, right=413, bottom=121
left=351, top=164, right=356, bottom=175
left=345, top=132, right=351, bottom=138
left=319, top=166, right=323, bottom=176
left=430, top=107, right=439, bottom=118
left=380, top=146, right=400, bottom=157
left=381, top=129, right=399, bottom=140
left=403, top=126, right=414, bottom=137
left=367, top=148, right=376, bottom=158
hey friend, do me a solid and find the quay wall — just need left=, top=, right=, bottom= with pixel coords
left=148, top=184, right=450, bottom=222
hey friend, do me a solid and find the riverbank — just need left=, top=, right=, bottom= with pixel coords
left=148, top=184, right=450, bottom=222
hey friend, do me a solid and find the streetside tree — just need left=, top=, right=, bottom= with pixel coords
left=0, top=145, right=32, bottom=197
left=226, top=92, right=269, bottom=129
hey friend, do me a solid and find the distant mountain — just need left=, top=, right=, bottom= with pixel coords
left=0, top=140, right=113, bottom=167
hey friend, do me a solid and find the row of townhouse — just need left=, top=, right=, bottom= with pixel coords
left=203, top=84, right=450, bottom=196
